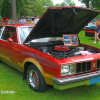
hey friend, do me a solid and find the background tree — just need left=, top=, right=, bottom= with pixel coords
left=90, top=0, right=100, bottom=10
left=12, top=0, right=16, bottom=20
left=1, top=0, right=12, bottom=18
left=78, top=0, right=90, bottom=8
left=0, top=0, right=3, bottom=16
left=63, top=0, right=75, bottom=6
left=24, top=0, right=53, bottom=17
left=54, top=0, right=75, bottom=7
left=0, top=0, right=53, bottom=19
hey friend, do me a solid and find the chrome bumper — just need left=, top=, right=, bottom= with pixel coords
left=53, top=70, right=100, bottom=90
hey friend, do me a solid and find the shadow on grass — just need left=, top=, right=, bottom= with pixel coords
left=85, top=37, right=95, bottom=40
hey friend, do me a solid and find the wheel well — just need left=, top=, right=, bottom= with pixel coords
left=23, top=61, right=44, bottom=80
left=23, top=62, right=34, bottom=80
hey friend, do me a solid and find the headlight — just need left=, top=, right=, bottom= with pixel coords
left=61, top=64, right=75, bottom=76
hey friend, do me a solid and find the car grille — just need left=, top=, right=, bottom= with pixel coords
left=76, top=61, right=91, bottom=74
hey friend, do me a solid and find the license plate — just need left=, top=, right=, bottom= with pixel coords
left=90, top=76, right=100, bottom=85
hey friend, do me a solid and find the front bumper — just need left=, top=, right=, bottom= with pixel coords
left=53, top=70, right=100, bottom=90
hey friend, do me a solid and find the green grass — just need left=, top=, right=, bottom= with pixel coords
left=78, top=30, right=100, bottom=48
left=0, top=30, right=100, bottom=100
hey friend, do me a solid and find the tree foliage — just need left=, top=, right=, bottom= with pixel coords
left=24, top=0, right=53, bottom=17
left=78, top=0, right=90, bottom=8
left=90, top=0, right=100, bottom=10
left=0, top=0, right=53, bottom=19
left=79, top=0, right=100, bottom=11
left=79, top=0, right=100, bottom=19
left=63, top=0, right=75, bottom=6
left=1, top=0, right=12, bottom=18
left=54, top=0, right=75, bottom=7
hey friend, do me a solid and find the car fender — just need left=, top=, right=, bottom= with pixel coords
left=23, top=58, right=54, bottom=85
left=23, top=58, right=45, bottom=76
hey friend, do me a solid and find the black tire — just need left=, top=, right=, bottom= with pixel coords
left=27, top=64, right=47, bottom=92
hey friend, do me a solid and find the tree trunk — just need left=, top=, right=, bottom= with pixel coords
left=86, top=0, right=89, bottom=8
left=12, top=0, right=16, bottom=20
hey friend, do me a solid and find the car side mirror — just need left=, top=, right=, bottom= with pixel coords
left=7, top=38, right=13, bottom=42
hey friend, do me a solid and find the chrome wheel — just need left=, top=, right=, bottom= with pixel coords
left=29, top=70, right=39, bottom=89
left=27, top=64, right=48, bottom=92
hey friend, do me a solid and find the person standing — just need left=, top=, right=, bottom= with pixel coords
left=34, top=15, right=39, bottom=25
left=93, top=20, right=100, bottom=43
left=19, top=15, right=26, bottom=24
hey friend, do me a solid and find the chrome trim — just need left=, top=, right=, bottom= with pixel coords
left=53, top=70, right=100, bottom=85
left=53, top=79, right=90, bottom=90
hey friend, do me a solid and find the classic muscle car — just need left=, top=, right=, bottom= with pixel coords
left=0, top=6, right=100, bottom=92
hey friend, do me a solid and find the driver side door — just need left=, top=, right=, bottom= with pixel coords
left=0, top=26, right=20, bottom=70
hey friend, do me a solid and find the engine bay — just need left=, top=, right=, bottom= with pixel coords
left=38, top=45, right=96, bottom=59
left=25, top=41, right=97, bottom=60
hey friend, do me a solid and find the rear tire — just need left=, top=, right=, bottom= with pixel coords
left=27, top=64, right=47, bottom=92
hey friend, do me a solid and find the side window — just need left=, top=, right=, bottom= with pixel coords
left=1, top=27, right=18, bottom=43
left=0, top=26, right=4, bottom=38
left=2, top=27, right=11, bottom=40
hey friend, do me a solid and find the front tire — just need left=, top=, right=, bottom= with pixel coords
left=27, top=64, right=47, bottom=92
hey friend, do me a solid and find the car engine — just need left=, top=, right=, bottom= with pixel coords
left=38, top=45, right=96, bottom=59
left=25, top=37, right=99, bottom=60
left=26, top=41, right=97, bottom=60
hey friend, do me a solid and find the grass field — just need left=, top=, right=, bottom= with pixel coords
left=0, top=30, right=100, bottom=100
left=78, top=30, right=100, bottom=48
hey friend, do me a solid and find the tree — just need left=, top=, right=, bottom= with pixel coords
left=1, top=0, right=12, bottom=18
left=54, top=0, right=75, bottom=7
left=0, top=0, right=53, bottom=19
left=24, top=0, right=53, bottom=17
left=78, top=0, right=90, bottom=8
left=63, top=0, right=75, bottom=6
left=12, top=0, right=16, bottom=20
left=0, top=0, right=3, bottom=15
left=90, top=0, right=100, bottom=10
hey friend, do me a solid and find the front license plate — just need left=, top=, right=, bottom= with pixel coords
left=90, top=76, right=100, bottom=85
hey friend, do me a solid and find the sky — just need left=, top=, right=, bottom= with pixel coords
left=53, top=0, right=84, bottom=6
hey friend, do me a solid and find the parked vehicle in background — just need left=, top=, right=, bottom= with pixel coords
left=9, top=20, right=18, bottom=24
left=1, top=18, right=18, bottom=25
left=26, top=16, right=35, bottom=24
left=1, top=18, right=11, bottom=25
left=85, top=22, right=97, bottom=37
left=0, top=7, right=100, bottom=93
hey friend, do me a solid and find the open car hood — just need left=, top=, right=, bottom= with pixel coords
left=24, top=6, right=100, bottom=43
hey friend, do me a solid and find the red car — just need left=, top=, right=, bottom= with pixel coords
left=85, top=24, right=96, bottom=37
left=1, top=18, right=12, bottom=24
left=0, top=6, right=100, bottom=92
left=85, top=22, right=100, bottom=37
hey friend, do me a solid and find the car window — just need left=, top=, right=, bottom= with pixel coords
left=0, top=26, right=4, bottom=38
left=1, top=26, right=17, bottom=43
left=19, top=27, right=33, bottom=44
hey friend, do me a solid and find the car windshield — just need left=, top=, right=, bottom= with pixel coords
left=19, top=27, right=33, bottom=44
